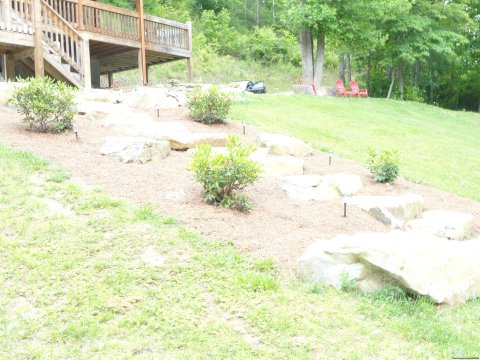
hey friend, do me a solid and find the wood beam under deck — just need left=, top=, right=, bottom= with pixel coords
left=98, top=48, right=181, bottom=75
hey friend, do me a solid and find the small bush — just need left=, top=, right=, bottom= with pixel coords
left=190, top=135, right=262, bottom=212
left=367, top=147, right=400, bottom=183
left=12, top=77, right=77, bottom=133
left=186, top=86, right=232, bottom=124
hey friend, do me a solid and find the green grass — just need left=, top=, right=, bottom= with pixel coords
left=231, top=95, right=480, bottom=201
left=1, top=144, right=480, bottom=358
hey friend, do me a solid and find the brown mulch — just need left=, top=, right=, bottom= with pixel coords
left=1, top=104, right=479, bottom=277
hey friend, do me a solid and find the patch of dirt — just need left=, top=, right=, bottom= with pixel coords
left=1, top=104, right=479, bottom=277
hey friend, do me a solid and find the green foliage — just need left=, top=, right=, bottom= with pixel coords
left=403, top=86, right=425, bottom=103
left=367, top=147, right=400, bottom=183
left=186, top=86, right=232, bottom=124
left=340, top=271, right=357, bottom=292
left=11, top=77, right=77, bottom=133
left=250, top=27, right=300, bottom=65
left=190, top=135, right=262, bottom=212
left=237, top=272, right=279, bottom=292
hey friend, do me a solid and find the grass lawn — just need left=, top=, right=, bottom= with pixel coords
left=231, top=96, right=480, bottom=201
left=1, top=145, right=480, bottom=358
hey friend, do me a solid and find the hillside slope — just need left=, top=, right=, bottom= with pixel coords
left=231, top=96, right=480, bottom=201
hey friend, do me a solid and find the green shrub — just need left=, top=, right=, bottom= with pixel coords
left=186, top=86, right=232, bottom=124
left=404, top=86, right=425, bottom=103
left=12, top=77, right=77, bottom=133
left=367, top=147, right=400, bottom=183
left=190, top=135, right=262, bottom=212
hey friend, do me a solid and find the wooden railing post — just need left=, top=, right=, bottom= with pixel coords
left=77, top=0, right=84, bottom=29
left=186, top=20, right=193, bottom=83
left=82, top=34, right=91, bottom=88
left=33, top=0, right=44, bottom=77
left=2, top=0, right=11, bottom=30
left=136, top=0, right=147, bottom=86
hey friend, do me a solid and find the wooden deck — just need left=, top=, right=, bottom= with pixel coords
left=0, top=0, right=192, bottom=88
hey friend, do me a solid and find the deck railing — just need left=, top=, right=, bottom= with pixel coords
left=144, top=14, right=188, bottom=50
left=81, top=0, right=139, bottom=40
left=1, top=0, right=191, bottom=51
left=0, top=0, right=33, bottom=32
left=41, top=0, right=84, bottom=74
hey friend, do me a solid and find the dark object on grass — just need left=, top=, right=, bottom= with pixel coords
left=246, top=81, right=266, bottom=94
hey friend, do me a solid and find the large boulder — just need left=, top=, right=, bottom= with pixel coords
left=100, top=136, right=170, bottom=163
left=407, top=210, right=474, bottom=240
left=0, top=82, right=17, bottom=105
left=165, top=132, right=228, bottom=150
left=257, top=132, right=313, bottom=157
left=282, top=183, right=337, bottom=201
left=298, top=232, right=480, bottom=305
left=80, top=101, right=134, bottom=120
left=281, top=173, right=363, bottom=201
left=282, top=175, right=323, bottom=188
left=76, top=89, right=125, bottom=104
left=123, top=86, right=185, bottom=110
left=325, top=173, right=363, bottom=195
left=257, top=156, right=304, bottom=177
left=350, top=194, right=424, bottom=228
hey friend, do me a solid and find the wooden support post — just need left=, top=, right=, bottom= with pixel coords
left=136, top=0, right=147, bottom=86
left=4, top=53, right=15, bottom=81
left=186, top=21, right=193, bottom=83
left=33, top=0, right=44, bottom=77
left=107, top=72, right=113, bottom=88
left=82, top=35, right=91, bottom=89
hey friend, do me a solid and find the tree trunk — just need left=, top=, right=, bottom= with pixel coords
left=346, top=53, right=351, bottom=84
left=366, top=56, right=371, bottom=89
left=313, top=33, right=325, bottom=88
left=255, top=0, right=259, bottom=26
left=398, top=61, right=404, bottom=100
left=300, top=29, right=314, bottom=84
left=387, top=68, right=395, bottom=99
left=338, top=53, right=345, bottom=83
left=414, top=62, right=420, bottom=87
left=429, top=63, right=434, bottom=104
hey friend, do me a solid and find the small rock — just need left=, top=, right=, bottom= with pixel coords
left=39, top=198, right=69, bottom=216
left=257, top=132, right=313, bottom=157
left=141, top=246, right=166, bottom=267
left=164, top=190, right=187, bottom=201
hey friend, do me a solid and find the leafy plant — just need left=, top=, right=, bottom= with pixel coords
left=186, top=86, right=232, bottom=124
left=190, top=135, right=262, bottom=212
left=367, top=147, right=400, bottom=183
left=11, top=77, right=77, bottom=133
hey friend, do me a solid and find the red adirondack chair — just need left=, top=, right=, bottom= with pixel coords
left=336, top=80, right=349, bottom=98
left=350, top=81, right=368, bottom=98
